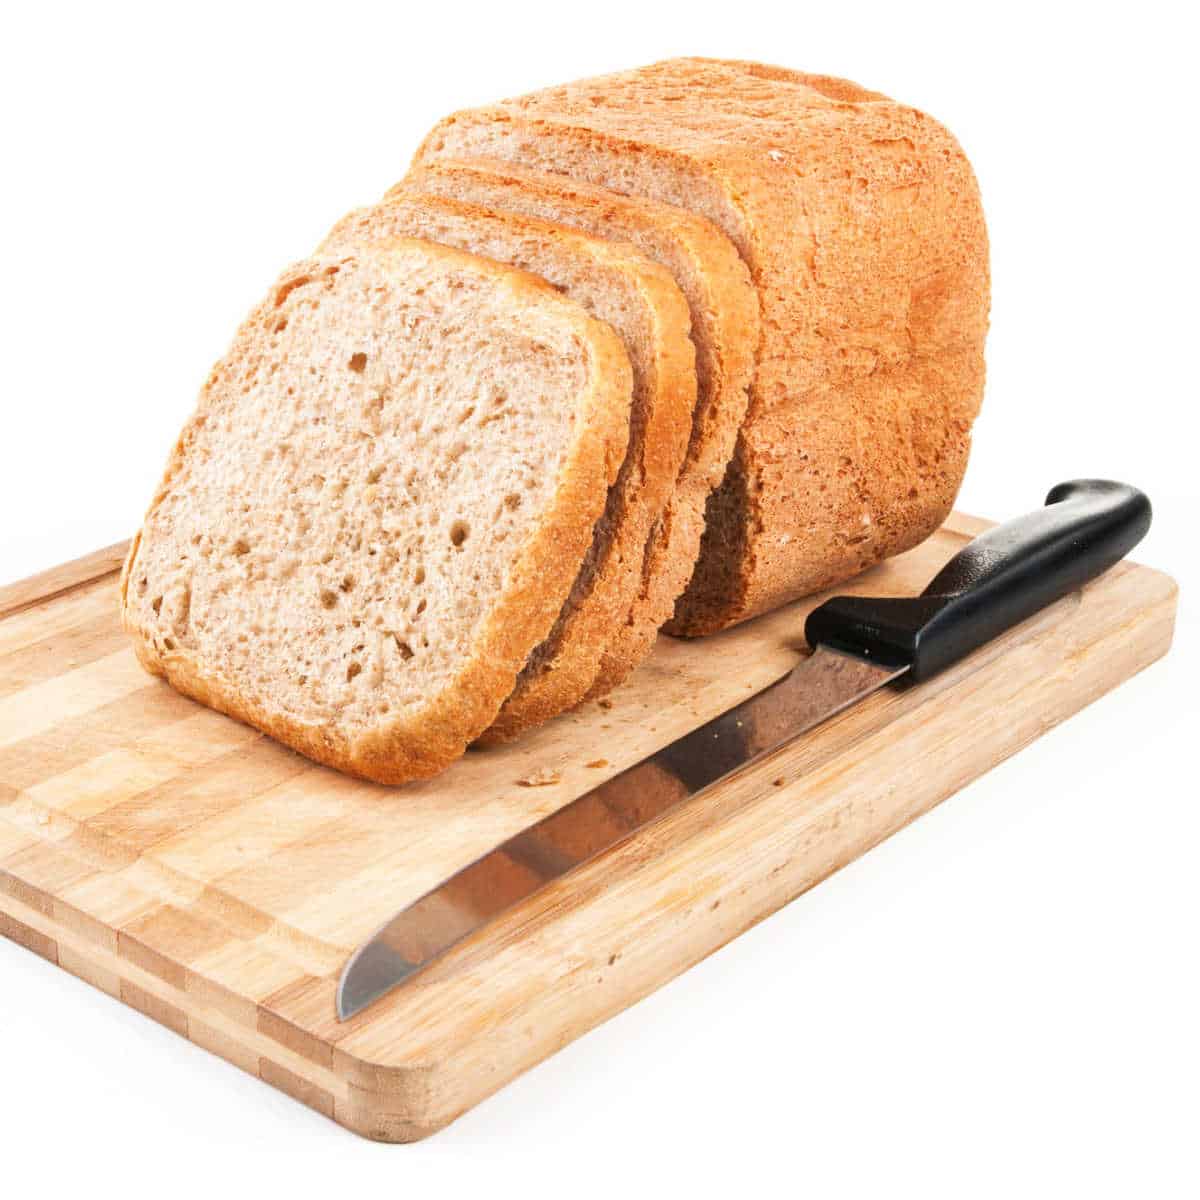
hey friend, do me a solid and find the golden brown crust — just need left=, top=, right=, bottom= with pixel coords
left=333, top=190, right=695, bottom=738
left=121, top=241, right=632, bottom=783
left=416, top=58, right=990, bottom=635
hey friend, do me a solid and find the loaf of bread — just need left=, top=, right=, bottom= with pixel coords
left=320, top=190, right=696, bottom=735
left=123, top=59, right=990, bottom=783
left=415, top=57, right=990, bottom=634
left=120, top=242, right=631, bottom=783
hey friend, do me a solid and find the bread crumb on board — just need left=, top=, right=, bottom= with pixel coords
left=517, top=766, right=562, bottom=787
left=586, top=758, right=609, bottom=769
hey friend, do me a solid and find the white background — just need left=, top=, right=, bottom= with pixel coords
left=2, top=2, right=1196, bottom=1195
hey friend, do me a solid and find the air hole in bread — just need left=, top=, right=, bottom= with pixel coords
left=346, top=661, right=362, bottom=681
left=366, top=465, right=384, bottom=485
left=340, top=575, right=355, bottom=592
left=393, top=636, right=414, bottom=661
left=449, top=520, right=469, bottom=548
left=348, top=352, right=368, bottom=373
left=274, top=275, right=312, bottom=307
left=413, top=565, right=426, bottom=585
left=320, top=589, right=338, bottom=609
left=232, top=538, right=250, bottom=557
left=504, top=493, right=522, bottom=511
left=151, top=596, right=162, bottom=615
left=415, top=598, right=427, bottom=616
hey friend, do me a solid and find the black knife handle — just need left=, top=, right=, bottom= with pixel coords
left=804, top=480, right=1152, bottom=682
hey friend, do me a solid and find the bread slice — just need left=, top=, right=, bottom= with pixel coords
left=120, top=240, right=632, bottom=784
left=415, top=57, right=990, bottom=634
left=402, top=158, right=758, bottom=693
left=321, top=191, right=694, bottom=737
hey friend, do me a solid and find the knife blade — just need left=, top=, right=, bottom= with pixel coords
left=337, top=479, right=1152, bottom=1020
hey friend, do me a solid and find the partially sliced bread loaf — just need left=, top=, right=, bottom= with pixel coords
left=321, top=191, right=695, bottom=738
left=121, top=241, right=632, bottom=783
left=401, top=158, right=758, bottom=694
left=415, top=57, right=990, bottom=634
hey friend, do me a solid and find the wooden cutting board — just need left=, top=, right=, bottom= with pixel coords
left=0, top=514, right=1177, bottom=1141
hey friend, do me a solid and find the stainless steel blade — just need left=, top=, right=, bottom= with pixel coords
left=337, top=646, right=906, bottom=1020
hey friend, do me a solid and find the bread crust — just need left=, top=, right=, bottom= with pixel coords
left=121, top=241, right=632, bottom=783
left=324, top=191, right=695, bottom=737
left=416, top=58, right=990, bottom=634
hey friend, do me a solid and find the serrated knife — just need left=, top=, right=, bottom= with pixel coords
left=337, top=479, right=1152, bottom=1020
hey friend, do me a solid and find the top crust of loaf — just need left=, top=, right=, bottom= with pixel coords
left=323, top=190, right=695, bottom=736
left=404, top=158, right=759, bottom=692
left=416, top=57, right=990, bottom=632
left=120, top=239, right=632, bottom=783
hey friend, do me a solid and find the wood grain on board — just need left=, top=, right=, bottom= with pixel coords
left=0, top=518, right=1178, bottom=1140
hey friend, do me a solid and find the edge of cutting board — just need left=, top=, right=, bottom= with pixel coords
left=0, top=520, right=1180, bottom=1141
left=0, top=541, right=129, bottom=620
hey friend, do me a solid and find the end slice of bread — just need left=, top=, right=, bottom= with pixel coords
left=121, top=240, right=631, bottom=783
left=402, top=158, right=758, bottom=695
left=322, top=191, right=695, bottom=739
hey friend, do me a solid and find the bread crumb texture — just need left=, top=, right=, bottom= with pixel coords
left=122, top=242, right=629, bottom=782
left=324, top=188, right=693, bottom=733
